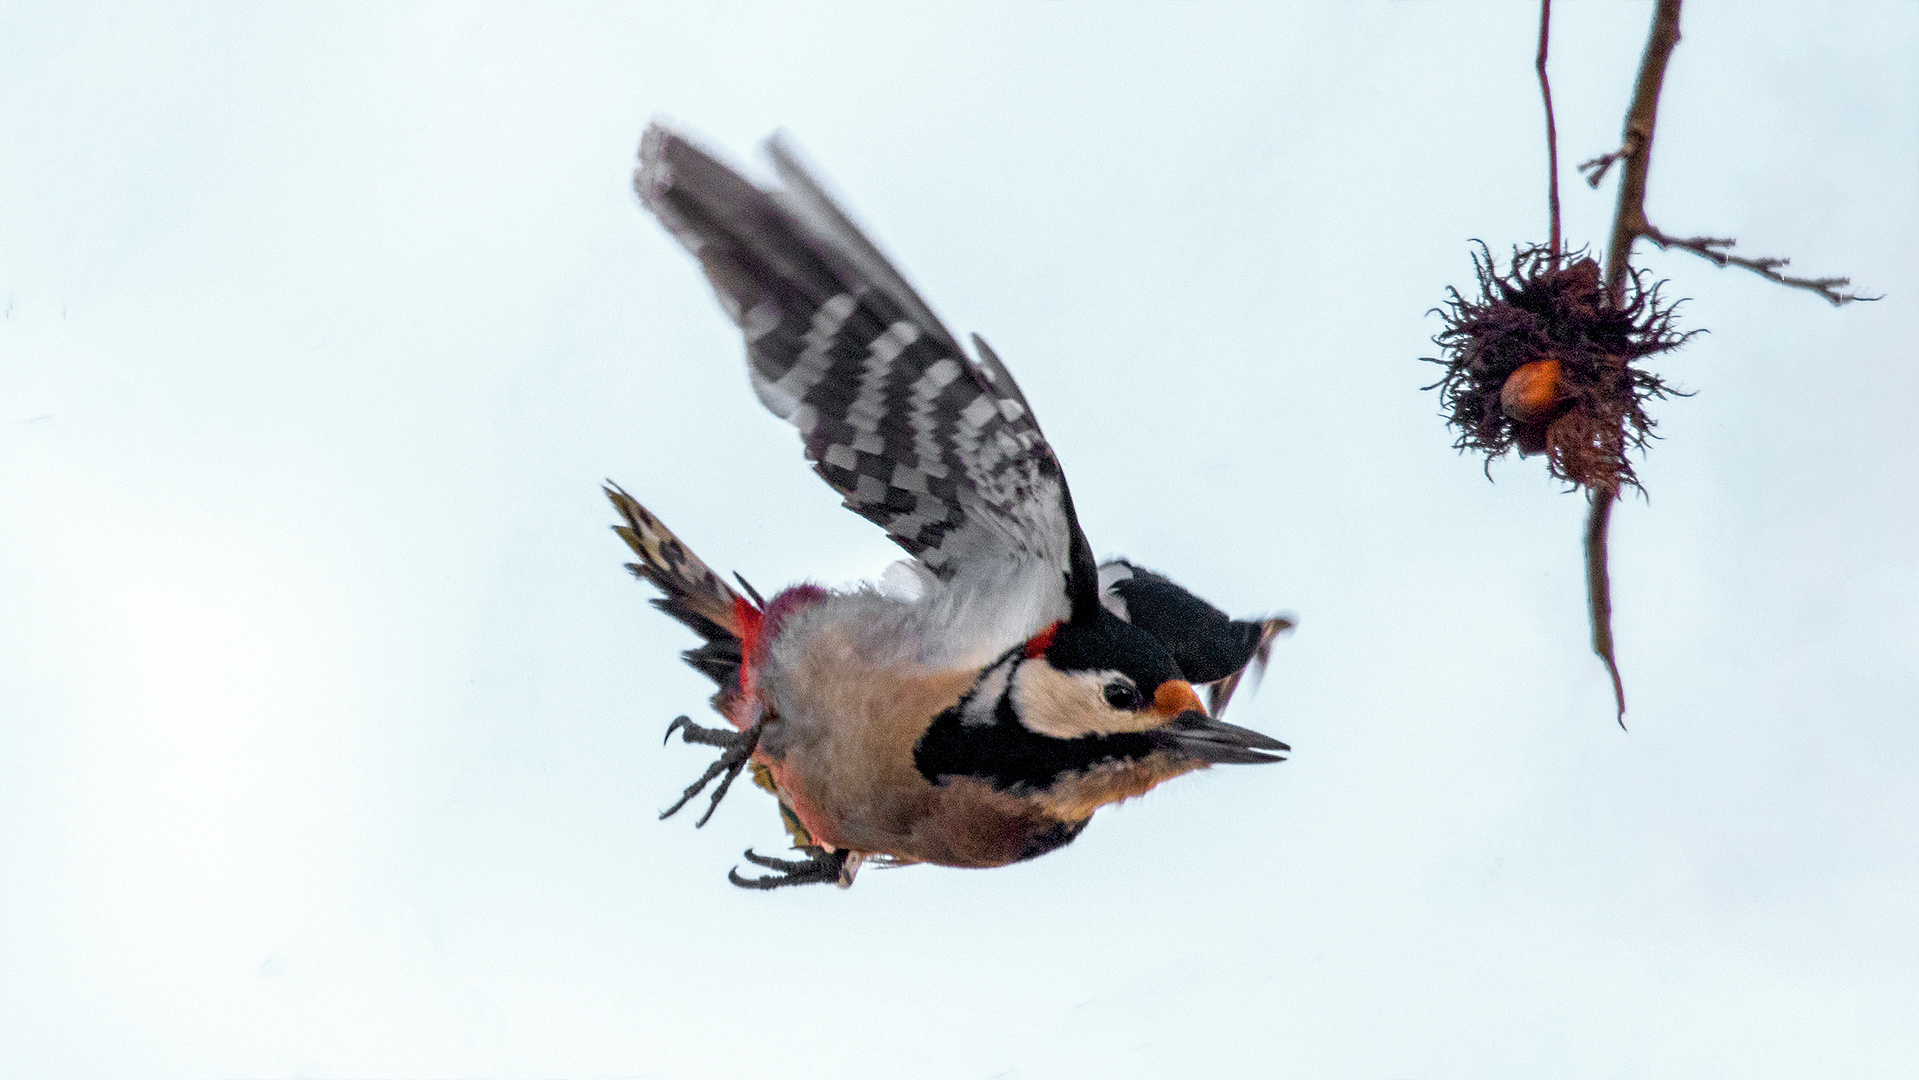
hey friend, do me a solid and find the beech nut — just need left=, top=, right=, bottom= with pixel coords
left=1500, top=359, right=1567, bottom=423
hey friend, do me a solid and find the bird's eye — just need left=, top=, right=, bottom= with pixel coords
left=1103, top=681, right=1143, bottom=710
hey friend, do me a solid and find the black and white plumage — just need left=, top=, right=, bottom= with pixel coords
left=639, top=128, right=1083, bottom=603
left=616, top=123, right=1291, bottom=888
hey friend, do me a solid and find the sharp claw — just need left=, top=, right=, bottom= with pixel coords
left=663, top=715, right=741, bottom=748
left=691, top=750, right=749, bottom=827
left=727, top=846, right=847, bottom=890
left=663, top=714, right=692, bottom=746
left=658, top=753, right=731, bottom=820
left=659, top=717, right=761, bottom=825
left=741, top=848, right=812, bottom=872
left=657, top=715, right=841, bottom=889
left=727, top=866, right=812, bottom=890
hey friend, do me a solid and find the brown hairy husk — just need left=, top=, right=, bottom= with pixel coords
left=1424, top=243, right=1695, bottom=492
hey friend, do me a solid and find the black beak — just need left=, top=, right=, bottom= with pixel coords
left=1151, top=710, right=1290, bottom=765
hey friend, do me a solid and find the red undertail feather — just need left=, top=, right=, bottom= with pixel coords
left=732, top=594, right=766, bottom=700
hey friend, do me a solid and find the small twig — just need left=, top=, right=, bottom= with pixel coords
left=1578, top=148, right=1626, bottom=188
left=1640, top=224, right=1880, bottom=306
left=1537, top=0, right=1562, bottom=254
left=1587, top=4, right=1872, bottom=309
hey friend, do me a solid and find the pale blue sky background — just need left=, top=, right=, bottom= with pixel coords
left=3, top=3, right=1915, bottom=1078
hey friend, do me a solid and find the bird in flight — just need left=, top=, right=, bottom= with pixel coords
left=611, top=123, right=1292, bottom=889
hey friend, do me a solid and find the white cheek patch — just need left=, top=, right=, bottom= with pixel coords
left=1009, top=662, right=1166, bottom=739
left=959, top=657, right=1013, bottom=727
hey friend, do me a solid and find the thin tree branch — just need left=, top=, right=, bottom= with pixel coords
left=1602, top=1, right=1683, bottom=304
left=1640, top=224, right=1881, bottom=306
left=1586, top=490, right=1626, bottom=726
left=1586, top=0, right=1683, bottom=727
left=1537, top=0, right=1562, bottom=254
left=1569, top=1, right=1870, bottom=725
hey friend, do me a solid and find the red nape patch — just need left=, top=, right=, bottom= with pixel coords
left=1024, top=621, right=1061, bottom=659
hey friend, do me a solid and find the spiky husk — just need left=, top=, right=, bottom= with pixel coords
left=1424, top=243, right=1695, bottom=492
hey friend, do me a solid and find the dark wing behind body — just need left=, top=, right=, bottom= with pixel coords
left=637, top=124, right=1097, bottom=608
left=1098, top=560, right=1294, bottom=718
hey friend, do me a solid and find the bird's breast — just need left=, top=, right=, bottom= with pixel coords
left=754, top=611, right=1079, bottom=867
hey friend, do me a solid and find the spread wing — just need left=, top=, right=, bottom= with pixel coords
left=636, top=123, right=1098, bottom=610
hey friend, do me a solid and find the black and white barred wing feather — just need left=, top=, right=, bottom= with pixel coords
left=637, top=124, right=1091, bottom=599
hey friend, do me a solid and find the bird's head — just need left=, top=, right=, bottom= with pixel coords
left=913, top=608, right=1288, bottom=820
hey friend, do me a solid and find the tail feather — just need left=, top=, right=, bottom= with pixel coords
left=606, top=483, right=756, bottom=697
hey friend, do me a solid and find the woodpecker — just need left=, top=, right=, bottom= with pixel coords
left=612, top=123, right=1293, bottom=889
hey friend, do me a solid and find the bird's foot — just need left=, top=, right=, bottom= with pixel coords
left=727, top=846, right=856, bottom=890
left=659, top=715, right=761, bottom=827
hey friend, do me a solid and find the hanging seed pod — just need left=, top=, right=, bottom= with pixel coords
left=1424, top=243, right=1696, bottom=492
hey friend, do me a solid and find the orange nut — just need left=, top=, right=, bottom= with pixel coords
left=1501, top=359, right=1566, bottom=423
